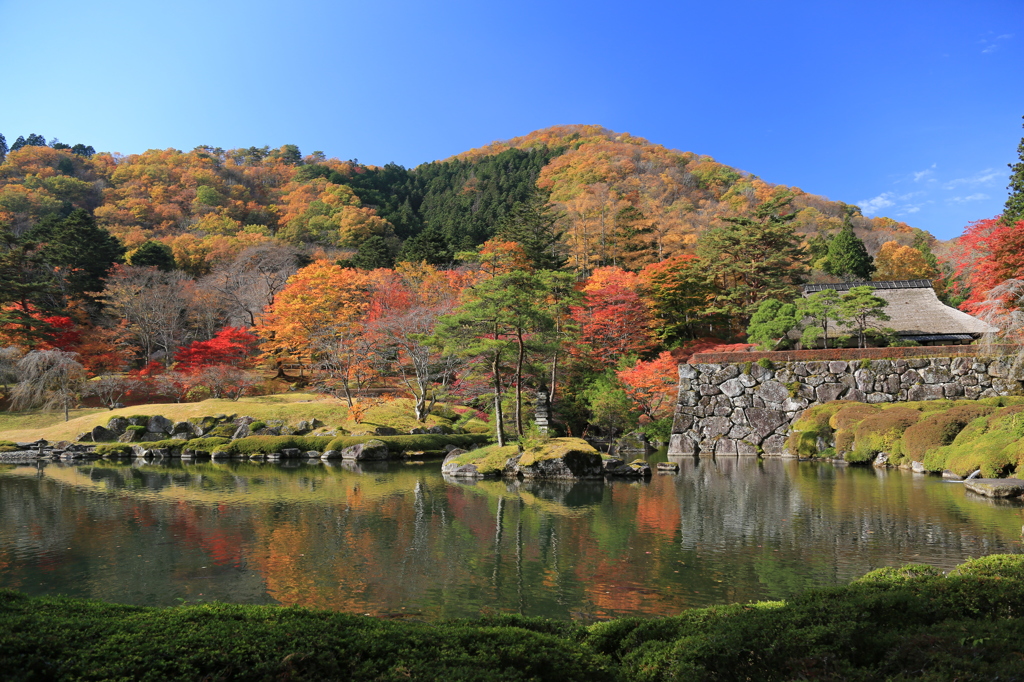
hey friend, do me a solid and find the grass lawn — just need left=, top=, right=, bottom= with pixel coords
left=0, top=394, right=490, bottom=442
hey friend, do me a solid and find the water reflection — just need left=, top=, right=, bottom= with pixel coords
left=0, top=457, right=1021, bottom=621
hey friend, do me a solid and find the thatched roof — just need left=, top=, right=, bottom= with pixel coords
left=802, top=280, right=997, bottom=337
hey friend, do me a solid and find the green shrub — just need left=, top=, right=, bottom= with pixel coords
left=756, top=358, right=774, bottom=370
left=183, top=437, right=231, bottom=454
left=125, top=425, right=147, bottom=434
left=213, top=435, right=334, bottom=456
left=94, top=443, right=134, bottom=457
left=325, top=433, right=491, bottom=455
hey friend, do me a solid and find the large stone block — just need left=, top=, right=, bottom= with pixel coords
left=921, top=367, right=952, bottom=384
left=745, top=407, right=787, bottom=439
left=828, top=361, right=850, bottom=375
left=668, top=433, right=699, bottom=455
left=700, top=416, right=733, bottom=439
left=816, top=383, right=846, bottom=403
left=907, top=384, right=945, bottom=401
left=757, top=380, right=789, bottom=403
left=678, top=364, right=697, bottom=380
left=761, top=434, right=787, bottom=455
left=147, top=415, right=173, bottom=434
left=711, top=365, right=740, bottom=384
left=719, top=377, right=746, bottom=397
left=854, top=369, right=874, bottom=392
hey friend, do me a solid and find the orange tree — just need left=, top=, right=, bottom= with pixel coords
left=256, top=260, right=370, bottom=403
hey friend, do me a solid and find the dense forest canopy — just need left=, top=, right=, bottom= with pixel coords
left=4, top=121, right=1015, bottom=438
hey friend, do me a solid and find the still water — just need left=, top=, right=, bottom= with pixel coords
left=1, top=457, right=1022, bottom=621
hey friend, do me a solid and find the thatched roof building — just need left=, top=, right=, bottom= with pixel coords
left=801, top=280, right=997, bottom=346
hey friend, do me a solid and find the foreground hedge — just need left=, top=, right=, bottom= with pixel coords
left=3, top=555, right=1024, bottom=681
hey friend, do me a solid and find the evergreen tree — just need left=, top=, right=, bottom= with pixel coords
left=746, top=299, right=798, bottom=349
left=127, top=240, right=175, bottom=271
left=0, top=229, right=59, bottom=346
left=0, top=134, right=7, bottom=163
left=496, top=190, right=567, bottom=270
left=29, top=209, right=125, bottom=301
left=397, top=226, right=451, bottom=265
left=1005, top=115, right=1024, bottom=225
left=349, top=235, right=394, bottom=270
left=822, top=221, right=873, bottom=281
left=696, top=197, right=808, bottom=331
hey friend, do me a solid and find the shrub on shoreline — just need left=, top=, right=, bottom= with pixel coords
left=2, top=555, right=1023, bottom=681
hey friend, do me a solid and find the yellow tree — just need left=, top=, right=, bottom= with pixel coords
left=873, top=241, right=938, bottom=281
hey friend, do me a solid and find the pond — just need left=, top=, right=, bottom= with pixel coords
left=1, top=457, right=1022, bottom=621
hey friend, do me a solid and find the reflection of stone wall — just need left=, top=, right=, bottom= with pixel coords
left=669, top=356, right=1022, bottom=457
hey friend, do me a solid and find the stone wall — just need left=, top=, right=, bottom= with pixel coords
left=668, top=355, right=1022, bottom=457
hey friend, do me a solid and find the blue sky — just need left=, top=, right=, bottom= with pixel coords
left=1, top=0, right=1021, bottom=241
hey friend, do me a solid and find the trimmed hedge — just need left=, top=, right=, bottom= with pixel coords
left=211, top=435, right=335, bottom=456
left=3, top=555, right=1024, bottom=681
left=690, top=344, right=1018, bottom=365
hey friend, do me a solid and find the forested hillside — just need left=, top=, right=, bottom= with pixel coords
left=0, top=124, right=979, bottom=438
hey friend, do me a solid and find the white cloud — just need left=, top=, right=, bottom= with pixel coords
left=945, top=169, right=999, bottom=189
left=902, top=206, right=921, bottom=214
left=980, top=33, right=1012, bottom=54
left=858, top=193, right=896, bottom=215
left=948, top=193, right=989, bottom=203
left=913, top=164, right=936, bottom=182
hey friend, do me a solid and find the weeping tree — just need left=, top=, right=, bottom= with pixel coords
left=10, top=350, right=86, bottom=421
left=0, top=346, right=23, bottom=401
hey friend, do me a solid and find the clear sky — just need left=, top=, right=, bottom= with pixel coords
left=1, top=0, right=1021, bottom=241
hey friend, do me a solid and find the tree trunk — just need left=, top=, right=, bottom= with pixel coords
left=492, top=353, right=505, bottom=447
left=514, top=330, right=525, bottom=437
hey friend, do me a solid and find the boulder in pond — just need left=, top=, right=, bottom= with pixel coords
left=340, top=439, right=390, bottom=460
left=441, top=445, right=517, bottom=478
left=513, top=438, right=603, bottom=480
left=964, top=478, right=1024, bottom=498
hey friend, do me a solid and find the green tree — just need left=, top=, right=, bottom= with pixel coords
left=349, top=235, right=395, bottom=270
left=838, top=286, right=889, bottom=348
left=0, top=229, right=58, bottom=346
left=431, top=269, right=569, bottom=444
left=0, top=133, right=7, bottom=163
left=29, top=208, right=125, bottom=301
left=746, top=299, right=798, bottom=349
left=696, top=197, right=808, bottom=332
left=1004, top=115, right=1024, bottom=225
left=127, top=240, right=175, bottom=271
left=797, top=289, right=844, bottom=349
left=397, top=226, right=451, bottom=265
left=822, top=221, right=873, bottom=281
left=496, top=190, right=567, bottom=270
left=583, top=371, right=636, bottom=438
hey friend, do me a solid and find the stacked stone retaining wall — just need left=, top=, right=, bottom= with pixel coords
left=668, top=355, right=1022, bottom=457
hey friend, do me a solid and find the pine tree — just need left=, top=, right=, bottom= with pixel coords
left=1004, top=115, right=1024, bottom=225
left=29, top=209, right=125, bottom=301
left=496, top=190, right=567, bottom=270
left=696, top=197, right=808, bottom=330
left=822, top=221, right=874, bottom=281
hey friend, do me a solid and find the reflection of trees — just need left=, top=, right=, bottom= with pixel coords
left=1, top=459, right=1022, bottom=622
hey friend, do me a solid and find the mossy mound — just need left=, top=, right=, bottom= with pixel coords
left=785, top=397, right=1024, bottom=477
left=447, top=443, right=521, bottom=477
left=926, top=405, right=1024, bottom=477
left=901, top=404, right=996, bottom=462
left=0, top=440, right=17, bottom=453
left=849, top=406, right=921, bottom=463
left=5, top=555, right=1024, bottom=681
left=785, top=401, right=848, bottom=458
